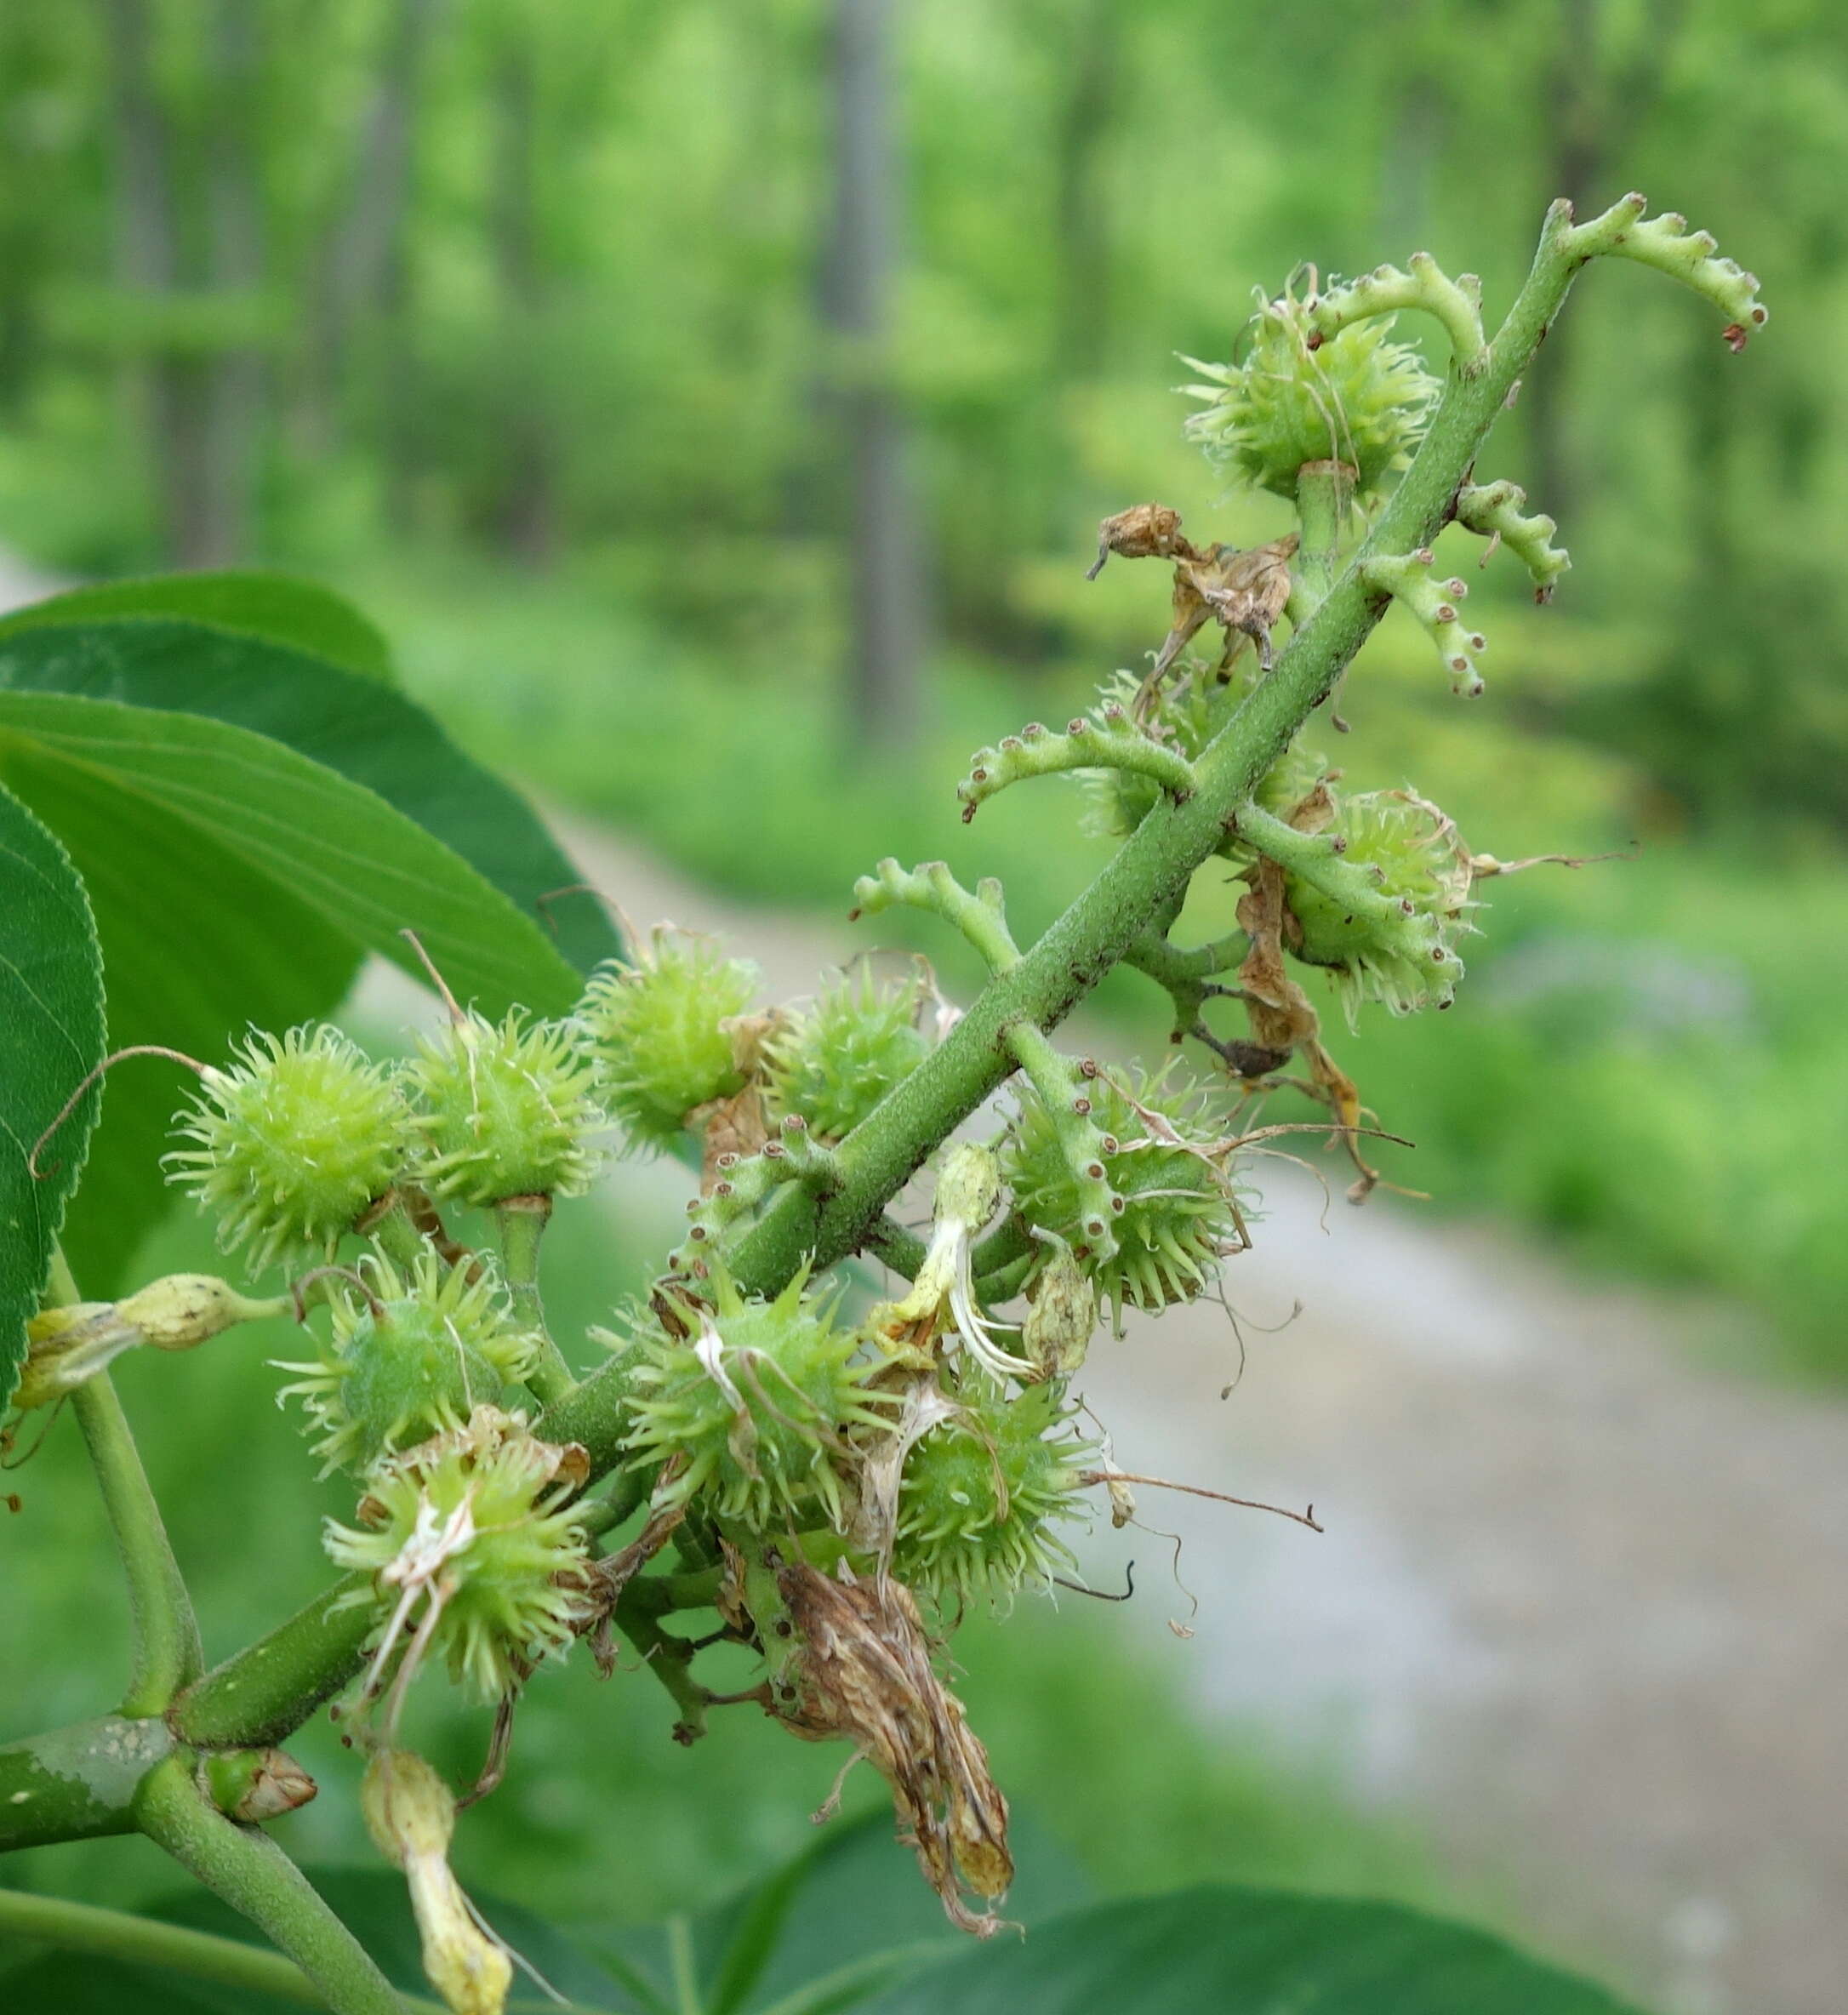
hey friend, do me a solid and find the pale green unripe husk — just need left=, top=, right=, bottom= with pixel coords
left=276, top=1249, right=536, bottom=1477
left=893, top=1379, right=1092, bottom=1607
left=763, top=969, right=929, bottom=1140
left=327, top=1410, right=592, bottom=1702
left=405, top=1009, right=606, bottom=1204
left=578, top=934, right=760, bottom=1150
left=1003, top=1065, right=1241, bottom=1328
left=619, top=1263, right=895, bottom=1532
left=166, top=1025, right=414, bottom=1274
left=1285, top=790, right=1475, bottom=1021
left=1181, top=285, right=1438, bottom=501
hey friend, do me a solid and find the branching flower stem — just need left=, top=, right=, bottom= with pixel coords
left=40, top=195, right=1740, bottom=1784
left=45, top=1248, right=202, bottom=1716
left=134, top=1753, right=406, bottom=2015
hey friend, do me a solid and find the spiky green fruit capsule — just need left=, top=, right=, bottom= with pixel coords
left=620, top=1264, right=896, bottom=1532
left=1003, top=1065, right=1240, bottom=1328
left=1286, top=791, right=1475, bottom=1020
left=167, top=1026, right=414, bottom=1273
left=764, top=970, right=928, bottom=1140
left=578, top=934, right=760, bottom=1150
left=893, top=1379, right=1092, bottom=1607
left=327, top=1413, right=591, bottom=1699
left=405, top=1009, right=605, bottom=1205
left=276, top=1250, right=537, bottom=1476
left=1181, top=285, right=1438, bottom=502
left=1085, top=667, right=1326, bottom=842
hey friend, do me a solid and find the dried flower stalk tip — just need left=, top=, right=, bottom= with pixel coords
left=362, top=1749, right=511, bottom=2015
left=767, top=1561, right=1014, bottom=1936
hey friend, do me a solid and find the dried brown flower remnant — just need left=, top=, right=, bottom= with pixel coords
left=1086, top=501, right=1196, bottom=580
left=1138, top=534, right=1302, bottom=717
left=769, top=1559, right=1013, bottom=1936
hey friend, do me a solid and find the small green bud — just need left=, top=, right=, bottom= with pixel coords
left=16, top=1275, right=285, bottom=1408
left=203, top=1746, right=317, bottom=1823
left=578, top=933, right=760, bottom=1151
left=405, top=1009, right=606, bottom=1205
left=118, top=1273, right=287, bottom=1350
left=276, top=1250, right=537, bottom=1476
left=166, top=1026, right=414, bottom=1273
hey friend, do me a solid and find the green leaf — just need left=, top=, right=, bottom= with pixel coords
left=859, top=1887, right=1647, bottom=2015
left=0, top=574, right=395, bottom=686
left=0, top=615, right=622, bottom=980
left=589, top=1811, right=1091, bottom=2015
left=0, top=781, right=106, bottom=1404
left=0, top=689, right=585, bottom=1292
left=0, top=1869, right=644, bottom=2014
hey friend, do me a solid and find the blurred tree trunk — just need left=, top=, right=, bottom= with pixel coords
left=1526, top=0, right=1684, bottom=533
left=102, top=0, right=208, bottom=565
left=489, top=31, right=556, bottom=566
left=1052, top=0, right=1119, bottom=381
left=310, top=0, right=444, bottom=458
left=198, top=0, right=265, bottom=566
left=101, top=0, right=265, bottom=566
left=824, top=0, right=922, bottom=749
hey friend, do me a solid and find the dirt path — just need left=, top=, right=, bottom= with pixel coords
left=550, top=813, right=1848, bottom=2015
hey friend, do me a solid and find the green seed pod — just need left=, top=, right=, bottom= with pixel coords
left=405, top=1009, right=606, bottom=1205
left=1285, top=790, right=1475, bottom=1019
left=1002, top=1065, right=1241, bottom=1328
left=578, top=933, right=760, bottom=1151
left=763, top=969, right=928, bottom=1140
left=1085, top=668, right=1326, bottom=842
left=167, top=1026, right=414, bottom=1273
left=276, top=1250, right=537, bottom=1476
left=620, top=1263, right=896, bottom=1533
left=893, top=1379, right=1092, bottom=1608
left=328, top=1414, right=592, bottom=1702
left=1182, top=284, right=1438, bottom=502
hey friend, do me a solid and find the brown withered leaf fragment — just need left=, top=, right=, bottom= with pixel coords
left=1087, top=502, right=1196, bottom=580
left=1197, top=534, right=1299, bottom=676
left=586, top=1497, right=687, bottom=1675
left=773, top=1561, right=1014, bottom=1937
left=1135, top=534, right=1301, bottom=720
left=690, top=1011, right=785, bottom=1191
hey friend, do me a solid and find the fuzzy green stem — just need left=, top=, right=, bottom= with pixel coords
left=168, top=1575, right=372, bottom=1750
left=957, top=711, right=1197, bottom=822
left=134, top=1753, right=405, bottom=2015
left=44, top=1249, right=202, bottom=1715
left=0, top=1715, right=174, bottom=1850
left=495, top=1196, right=575, bottom=1405
left=1292, top=460, right=1351, bottom=607
left=850, top=859, right=1020, bottom=973
left=0, top=1887, right=339, bottom=2008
